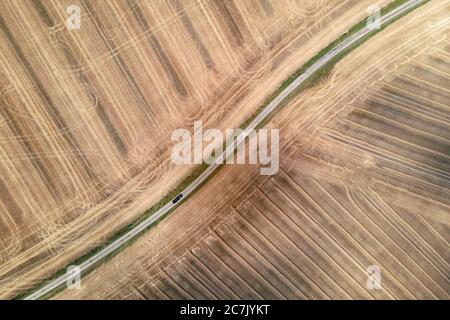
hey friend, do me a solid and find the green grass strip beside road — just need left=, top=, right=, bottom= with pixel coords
left=15, top=0, right=429, bottom=300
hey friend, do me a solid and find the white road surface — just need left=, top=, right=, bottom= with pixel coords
left=24, top=0, right=423, bottom=300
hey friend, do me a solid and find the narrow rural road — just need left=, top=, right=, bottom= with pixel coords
left=24, top=0, right=423, bottom=300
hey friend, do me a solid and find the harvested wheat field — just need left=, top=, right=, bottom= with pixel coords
left=0, top=0, right=393, bottom=298
left=56, top=0, right=450, bottom=299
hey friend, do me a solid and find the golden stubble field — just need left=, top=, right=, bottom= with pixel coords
left=56, top=0, right=450, bottom=299
left=0, top=0, right=392, bottom=298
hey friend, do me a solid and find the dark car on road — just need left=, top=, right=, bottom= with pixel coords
left=172, top=194, right=183, bottom=204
